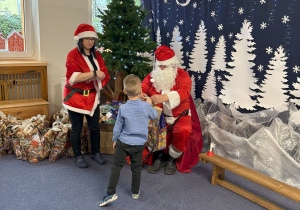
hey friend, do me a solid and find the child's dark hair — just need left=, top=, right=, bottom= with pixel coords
left=123, top=74, right=141, bottom=97
left=77, top=39, right=97, bottom=58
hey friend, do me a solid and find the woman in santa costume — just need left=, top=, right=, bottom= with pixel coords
left=141, top=45, right=203, bottom=175
left=63, top=24, right=110, bottom=168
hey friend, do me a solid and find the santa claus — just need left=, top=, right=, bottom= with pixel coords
left=141, top=45, right=194, bottom=175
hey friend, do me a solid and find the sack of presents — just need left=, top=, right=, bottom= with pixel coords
left=0, top=108, right=88, bottom=163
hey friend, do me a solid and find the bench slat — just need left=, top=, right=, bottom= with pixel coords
left=199, top=153, right=300, bottom=206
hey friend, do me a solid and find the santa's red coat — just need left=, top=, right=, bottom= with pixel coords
left=63, top=48, right=110, bottom=116
left=142, top=68, right=203, bottom=173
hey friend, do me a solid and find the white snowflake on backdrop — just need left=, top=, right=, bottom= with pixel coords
left=218, top=24, right=223, bottom=30
left=282, top=15, right=290, bottom=24
left=260, top=22, right=267, bottom=29
left=149, top=18, right=153, bottom=23
left=238, top=7, right=244, bottom=15
left=164, top=0, right=168, bottom=3
left=286, top=178, right=293, bottom=185
left=185, top=36, right=190, bottom=42
left=235, top=150, right=241, bottom=157
left=257, top=64, right=264, bottom=71
left=266, top=46, right=273, bottom=54
left=185, top=51, right=189, bottom=56
left=260, top=112, right=267, bottom=117
left=211, top=11, right=215, bottom=17
left=217, top=76, right=222, bottom=81
left=210, top=36, right=215, bottom=43
left=208, top=0, right=211, bottom=2
left=156, top=19, right=159, bottom=23
left=163, top=19, right=167, bottom=26
left=198, top=75, right=201, bottom=80
left=267, top=157, right=274, bottom=164
left=166, top=32, right=170, bottom=37
left=260, top=0, right=266, bottom=4
left=228, top=33, right=233, bottom=39
left=193, top=2, right=197, bottom=8
left=293, top=65, right=300, bottom=73
left=255, top=140, right=261, bottom=146
left=179, top=20, right=184, bottom=25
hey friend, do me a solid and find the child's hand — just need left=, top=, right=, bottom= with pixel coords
left=140, top=93, right=148, bottom=101
left=113, top=142, right=116, bottom=149
left=146, top=97, right=153, bottom=105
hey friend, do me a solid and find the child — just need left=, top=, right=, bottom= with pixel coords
left=99, top=74, right=158, bottom=207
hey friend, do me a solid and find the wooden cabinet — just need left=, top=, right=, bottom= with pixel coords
left=0, top=61, right=49, bottom=120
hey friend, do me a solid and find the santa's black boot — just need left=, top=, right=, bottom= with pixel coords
left=164, top=156, right=177, bottom=175
left=147, top=152, right=166, bottom=174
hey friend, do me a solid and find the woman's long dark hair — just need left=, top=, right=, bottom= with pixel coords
left=77, top=39, right=97, bottom=58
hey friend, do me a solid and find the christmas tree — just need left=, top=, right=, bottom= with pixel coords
left=96, top=0, right=157, bottom=79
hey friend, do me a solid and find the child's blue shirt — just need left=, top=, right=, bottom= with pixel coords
left=112, top=99, right=158, bottom=146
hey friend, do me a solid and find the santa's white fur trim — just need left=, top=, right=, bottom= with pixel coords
left=169, top=144, right=182, bottom=159
left=165, top=91, right=180, bottom=109
left=156, top=56, right=179, bottom=66
left=69, top=72, right=81, bottom=85
left=74, top=31, right=98, bottom=41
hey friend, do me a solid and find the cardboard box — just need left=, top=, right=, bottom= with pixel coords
left=88, top=123, right=115, bottom=154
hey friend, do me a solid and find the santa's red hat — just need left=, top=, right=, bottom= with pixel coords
left=74, top=24, right=98, bottom=41
left=155, top=45, right=179, bottom=66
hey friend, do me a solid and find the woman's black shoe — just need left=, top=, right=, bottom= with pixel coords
left=92, top=153, right=106, bottom=164
left=75, top=156, right=88, bottom=168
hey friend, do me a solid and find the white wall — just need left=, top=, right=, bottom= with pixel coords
left=38, top=0, right=91, bottom=117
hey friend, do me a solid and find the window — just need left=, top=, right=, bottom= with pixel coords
left=0, top=0, right=34, bottom=59
left=92, top=0, right=141, bottom=33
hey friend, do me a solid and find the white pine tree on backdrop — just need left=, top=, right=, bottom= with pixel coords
left=202, top=69, right=217, bottom=101
left=219, top=19, right=258, bottom=110
left=156, top=26, right=162, bottom=47
left=258, top=46, right=289, bottom=108
left=290, top=78, right=300, bottom=106
left=191, top=74, right=196, bottom=99
left=212, top=35, right=226, bottom=72
left=189, top=20, right=208, bottom=73
left=170, top=25, right=184, bottom=68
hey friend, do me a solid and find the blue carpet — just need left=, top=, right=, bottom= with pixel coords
left=0, top=154, right=299, bottom=210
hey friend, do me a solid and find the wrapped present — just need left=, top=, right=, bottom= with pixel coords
left=100, top=101, right=125, bottom=124
left=145, top=107, right=167, bottom=151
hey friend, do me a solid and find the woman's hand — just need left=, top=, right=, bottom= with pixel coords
left=96, top=70, right=106, bottom=81
left=113, top=142, right=116, bottom=149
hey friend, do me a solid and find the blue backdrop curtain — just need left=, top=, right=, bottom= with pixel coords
left=141, top=0, right=300, bottom=112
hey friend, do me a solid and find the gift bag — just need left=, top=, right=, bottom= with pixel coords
left=0, top=120, right=7, bottom=158
left=100, top=101, right=124, bottom=124
left=49, top=124, right=70, bottom=162
left=145, top=107, right=167, bottom=151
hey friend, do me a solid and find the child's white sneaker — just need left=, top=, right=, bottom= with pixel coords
left=132, top=190, right=140, bottom=199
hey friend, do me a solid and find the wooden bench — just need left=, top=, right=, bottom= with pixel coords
left=0, top=61, right=49, bottom=119
left=199, top=153, right=300, bottom=210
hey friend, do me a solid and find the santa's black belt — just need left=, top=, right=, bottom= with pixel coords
left=63, top=84, right=96, bottom=102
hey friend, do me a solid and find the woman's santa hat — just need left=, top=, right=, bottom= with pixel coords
left=155, top=45, right=179, bottom=66
left=74, top=24, right=98, bottom=41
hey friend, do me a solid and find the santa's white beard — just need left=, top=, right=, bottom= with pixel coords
left=151, top=66, right=177, bottom=92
